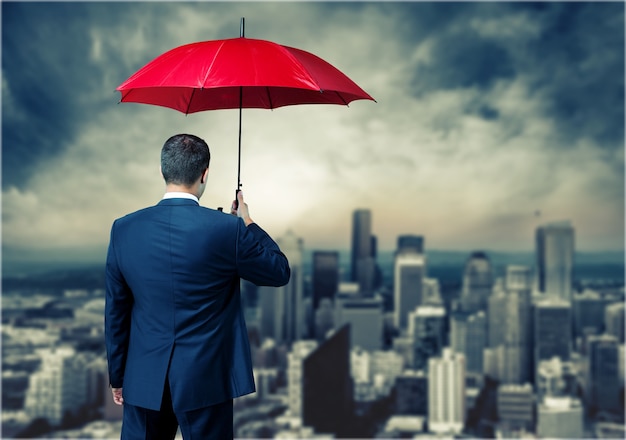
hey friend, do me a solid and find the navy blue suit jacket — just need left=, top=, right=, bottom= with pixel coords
left=105, top=198, right=290, bottom=412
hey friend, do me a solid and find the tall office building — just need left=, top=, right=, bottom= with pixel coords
left=397, top=235, right=424, bottom=254
left=450, top=310, right=487, bottom=375
left=587, top=333, right=621, bottom=414
left=487, top=268, right=532, bottom=384
left=605, top=302, right=625, bottom=343
left=335, top=294, right=384, bottom=351
left=312, top=251, right=339, bottom=310
left=502, top=266, right=532, bottom=384
left=428, top=348, right=466, bottom=435
left=535, top=220, right=575, bottom=302
left=278, top=231, right=304, bottom=344
left=534, top=299, right=572, bottom=374
left=287, top=340, right=318, bottom=419
left=460, top=251, right=493, bottom=313
left=24, top=346, right=88, bottom=425
left=302, top=325, right=353, bottom=437
left=572, top=289, right=606, bottom=340
left=395, top=369, right=427, bottom=415
left=258, top=284, right=280, bottom=342
left=408, top=305, right=446, bottom=371
left=351, top=209, right=375, bottom=295
left=394, top=252, right=426, bottom=331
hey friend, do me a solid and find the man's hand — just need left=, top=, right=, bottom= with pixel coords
left=111, top=387, right=124, bottom=405
left=230, top=191, right=254, bottom=226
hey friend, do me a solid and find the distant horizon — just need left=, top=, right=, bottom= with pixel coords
left=3, top=245, right=623, bottom=278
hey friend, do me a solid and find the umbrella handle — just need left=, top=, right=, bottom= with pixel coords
left=234, top=188, right=241, bottom=210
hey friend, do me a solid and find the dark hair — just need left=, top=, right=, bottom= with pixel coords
left=161, top=134, right=210, bottom=186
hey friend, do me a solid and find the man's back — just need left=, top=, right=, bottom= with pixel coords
left=105, top=197, right=290, bottom=412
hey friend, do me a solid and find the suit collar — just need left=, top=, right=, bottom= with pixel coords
left=157, top=198, right=200, bottom=207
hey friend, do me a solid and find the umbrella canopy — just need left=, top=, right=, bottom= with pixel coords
left=116, top=19, right=374, bottom=194
left=117, top=37, right=374, bottom=113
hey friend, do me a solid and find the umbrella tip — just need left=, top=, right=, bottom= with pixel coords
left=240, top=17, right=245, bottom=38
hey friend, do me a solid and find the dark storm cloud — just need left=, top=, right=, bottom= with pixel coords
left=1, top=2, right=157, bottom=188
left=403, top=2, right=624, bottom=149
left=524, top=2, right=625, bottom=150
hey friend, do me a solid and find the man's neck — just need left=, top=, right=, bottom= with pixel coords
left=165, top=184, right=199, bottom=199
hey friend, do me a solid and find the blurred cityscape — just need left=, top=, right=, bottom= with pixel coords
left=2, top=210, right=625, bottom=439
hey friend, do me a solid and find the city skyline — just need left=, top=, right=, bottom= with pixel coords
left=2, top=1, right=624, bottom=269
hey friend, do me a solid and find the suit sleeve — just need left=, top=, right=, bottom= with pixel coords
left=236, top=222, right=291, bottom=287
left=104, top=221, right=133, bottom=388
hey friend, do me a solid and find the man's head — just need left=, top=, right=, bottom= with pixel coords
left=161, top=134, right=210, bottom=188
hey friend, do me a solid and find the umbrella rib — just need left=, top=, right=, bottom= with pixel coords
left=265, top=87, right=274, bottom=109
left=185, top=88, right=197, bottom=115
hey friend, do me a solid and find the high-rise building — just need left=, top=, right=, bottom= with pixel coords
left=450, top=310, right=487, bottom=375
left=394, top=252, right=426, bottom=331
left=536, top=396, right=584, bottom=439
left=428, top=348, right=465, bottom=435
left=395, top=369, right=427, bottom=415
left=287, top=340, right=318, bottom=419
left=496, top=383, right=535, bottom=433
left=335, top=294, right=384, bottom=351
left=278, top=231, right=304, bottom=344
left=408, top=305, right=446, bottom=371
left=502, top=266, right=532, bottom=384
left=605, top=302, right=625, bottom=343
left=487, top=268, right=533, bottom=384
left=351, top=209, right=375, bottom=295
left=535, top=220, right=575, bottom=302
left=573, top=289, right=606, bottom=340
left=312, top=251, right=339, bottom=311
left=397, top=235, right=424, bottom=254
left=587, top=333, right=621, bottom=414
left=534, top=299, right=572, bottom=374
left=460, top=251, right=493, bottom=313
left=24, top=346, right=88, bottom=425
left=302, top=325, right=353, bottom=437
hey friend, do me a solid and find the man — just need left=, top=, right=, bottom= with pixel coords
left=105, top=133, right=290, bottom=439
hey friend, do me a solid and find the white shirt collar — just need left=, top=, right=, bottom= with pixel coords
left=162, top=192, right=199, bottom=203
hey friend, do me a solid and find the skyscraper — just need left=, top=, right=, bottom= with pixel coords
left=460, top=251, right=493, bottom=313
left=535, top=221, right=575, bottom=302
left=312, top=251, right=339, bottom=310
left=487, top=267, right=533, bottom=384
left=605, top=302, right=625, bottom=343
left=573, top=289, right=607, bottom=340
left=351, top=209, right=375, bottom=295
left=395, top=369, right=427, bottom=416
left=278, top=231, right=304, bottom=344
left=287, top=340, right=319, bottom=419
left=335, top=294, right=384, bottom=351
left=408, top=305, right=446, bottom=371
left=303, top=324, right=353, bottom=437
left=450, top=310, right=487, bottom=375
left=394, top=252, right=426, bottom=331
left=397, top=235, right=424, bottom=254
left=428, top=348, right=466, bottom=435
left=24, top=346, right=88, bottom=425
left=534, top=299, right=572, bottom=374
left=587, top=333, right=621, bottom=414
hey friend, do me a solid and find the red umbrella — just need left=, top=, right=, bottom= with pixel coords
left=116, top=18, right=375, bottom=197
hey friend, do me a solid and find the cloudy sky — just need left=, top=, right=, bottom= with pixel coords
left=2, top=1, right=624, bottom=266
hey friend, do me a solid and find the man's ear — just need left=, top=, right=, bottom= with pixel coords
left=200, top=168, right=209, bottom=184
left=160, top=166, right=164, bottom=180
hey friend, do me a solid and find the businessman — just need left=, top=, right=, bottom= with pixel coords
left=105, top=133, right=290, bottom=439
